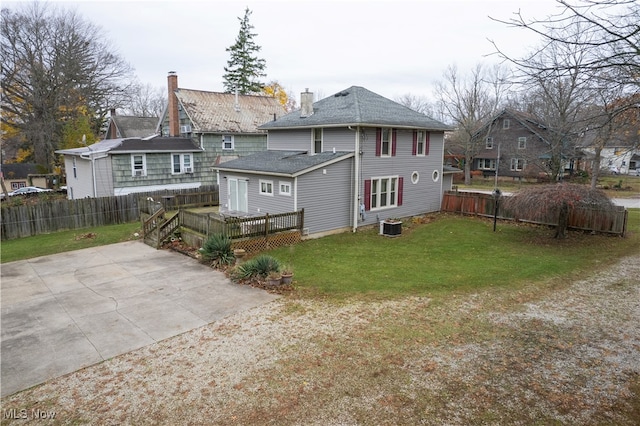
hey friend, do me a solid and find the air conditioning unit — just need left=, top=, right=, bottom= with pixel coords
left=184, top=167, right=193, bottom=174
left=180, top=124, right=192, bottom=133
left=134, top=170, right=144, bottom=177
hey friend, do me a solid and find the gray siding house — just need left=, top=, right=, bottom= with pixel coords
left=56, top=136, right=203, bottom=199
left=215, top=87, right=452, bottom=237
left=157, top=72, right=285, bottom=167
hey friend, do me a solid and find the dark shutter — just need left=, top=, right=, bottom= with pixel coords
left=392, top=129, right=397, bottom=156
left=364, top=179, right=371, bottom=210
left=375, top=128, right=381, bottom=157
left=398, top=177, right=404, bottom=206
left=425, top=132, right=430, bottom=155
left=412, top=131, right=417, bottom=156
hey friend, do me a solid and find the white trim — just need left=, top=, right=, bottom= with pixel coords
left=259, top=179, right=274, bottom=196
left=369, top=175, right=399, bottom=211
left=279, top=181, right=292, bottom=196
left=222, top=135, right=235, bottom=150
left=113, top=182, right=201, bottom=196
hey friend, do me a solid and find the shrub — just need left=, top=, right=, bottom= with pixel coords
left=200, top=233, right=234, bottom=265
left=235, top=255, right=280, bottom=279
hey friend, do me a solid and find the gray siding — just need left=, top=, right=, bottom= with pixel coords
left=111, top=153, right=203, bottom=191
left=95, top=157, right=114, bottom=197
left=267, top=128, right=356, bottom=153
left=297, top=158, right=354, bottom=234
left=267, top=129, right=310, bottom=150
left=358, top=128, right=445, bottom=226
left=218, top=157, right=354, bottom=235
left=219, top=173, right=295, bottom=215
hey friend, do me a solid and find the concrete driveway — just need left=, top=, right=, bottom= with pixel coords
left=1, top=241, right=279, bottom=398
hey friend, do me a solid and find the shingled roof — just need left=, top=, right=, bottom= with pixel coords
left=109, top=116, right=159, bottom=138
left=56, top=136, right=201, bottom=156
left=215, top=150, right=354, bottom=176
left=175, top=89, right=284, bottom=134
left=259, top=86, right=452, bottom=131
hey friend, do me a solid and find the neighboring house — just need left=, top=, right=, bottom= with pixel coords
left=578, top=130, right=640, bottom=176
left=104, top=110, right=159, bottom=139
left=471, top=109, right=578, bottom=180
left=56, top=136, right=203, bottom=199
left=214, top=87, right=452, bottom=237
left=157, top=72, right=285, bottom=167
left=0, top=163, right=52, bottom=190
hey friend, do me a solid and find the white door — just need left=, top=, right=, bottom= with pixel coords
left=228, top=178, right=248, bottom=213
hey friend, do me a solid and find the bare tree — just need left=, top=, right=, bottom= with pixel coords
left=504, top=183, right=615, bottom=238
left=1, top=2, right=133, bottom=170
left=434, top=63, right=511, bottom=184
left=123, top=83, right=167, bottom=118
left=394, top=94, right=438, bottom=117
left=490, top=0, right=639, bottom=86
left=491, top=0, right=639, bottom=183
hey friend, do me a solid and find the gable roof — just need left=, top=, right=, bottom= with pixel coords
left=215, top=150, right=354, bottom=177
left=474, top=109, right=555, bottom=143
left=108, top=116, right=159, bottom=139
left=55, top=136, right=201, bottom=156
left=259, top=86, right=452, bottom=131
left=174, top=89, right=284, bottom=134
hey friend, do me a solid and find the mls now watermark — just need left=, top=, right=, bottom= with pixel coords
left=3, top=408, right=57, bottom=420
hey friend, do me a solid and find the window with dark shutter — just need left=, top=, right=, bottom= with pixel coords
left=412, top=131, right=417, bottom=156
left=398, top=177, right=404, bottom=206
left=375, top=129, right=381, bottom=157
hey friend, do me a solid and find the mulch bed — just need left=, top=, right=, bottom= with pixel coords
left=161, top=239, right=294, bottom=295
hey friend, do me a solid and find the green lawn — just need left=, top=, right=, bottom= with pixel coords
left=266, top=211, right=640, bottom=300
left=2, top=212, right=638, bottom=303
left=0, top=222, right=142, bottom=263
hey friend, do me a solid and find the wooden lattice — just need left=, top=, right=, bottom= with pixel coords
left=231, top=230, right=301, bottom=254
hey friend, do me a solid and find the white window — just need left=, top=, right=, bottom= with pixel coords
left=222, top=135, right=234, bottom=150
left=279, top=182, right=291, bottom=196
left=370, top=176, right=398, bottom=210
left=132, top=154, right=146, bottom=177
left=172, top=153, right=192, bottom=174
left=381, top=128, right=391, bottom=156
left=313, top=128, right=322, bottom=154
left=416, top=131, right=426, bottom=156
left=486, top=137, right=494, bottom=149
left=510, top=158, right=525, bottom=171
left=478, top=159, right=496, bottom=170
left=518, top=137, right=527, bottom=149
left=503, top=119, right=510, bottom=129
left=259, top=179, right=274, bottom=196
left=72, top=156, right=77, bottom=179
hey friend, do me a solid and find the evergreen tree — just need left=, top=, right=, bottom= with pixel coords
left=222, top=7, right=266, bottom=95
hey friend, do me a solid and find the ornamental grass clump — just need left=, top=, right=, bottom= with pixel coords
left=200, top=233, right=235, bottom=266
left=234, top=254, right=280, bottom=280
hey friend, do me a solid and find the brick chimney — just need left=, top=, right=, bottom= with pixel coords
left=167, top=71, right=179, bottom=137
left=300, top=88, right=314, bottom=118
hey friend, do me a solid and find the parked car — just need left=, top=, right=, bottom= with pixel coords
left=0, top=186, right=53, bottom=200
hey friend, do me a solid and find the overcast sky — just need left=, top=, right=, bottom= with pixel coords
left=6, top=0, right=565, bottom=103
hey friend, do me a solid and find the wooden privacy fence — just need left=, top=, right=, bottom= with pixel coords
left=178, top=209, right=305, bottom=253
left=441, top=191, right=628, bottom=236
left=1, top=185, right=218, bottom=240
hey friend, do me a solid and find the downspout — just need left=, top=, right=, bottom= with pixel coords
left=352, top=126, right=361, bottom=232
left=293, top=176, right=298, bottom=212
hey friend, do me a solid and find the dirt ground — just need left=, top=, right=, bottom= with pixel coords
left=1, top=254, right=638, bottom=425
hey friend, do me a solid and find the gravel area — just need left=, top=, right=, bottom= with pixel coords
left=1, top=254, right=639, bottom=425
